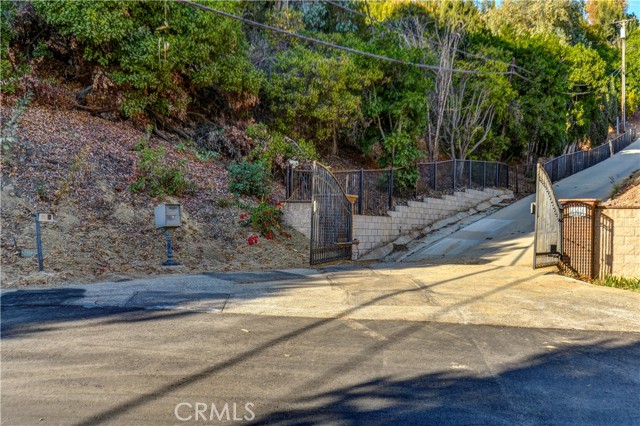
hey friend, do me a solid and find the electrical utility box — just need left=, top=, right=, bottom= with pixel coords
left=154, top=204, right=182, bottom=229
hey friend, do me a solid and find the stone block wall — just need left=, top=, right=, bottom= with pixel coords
left=594, top=207, right=640, bottom=279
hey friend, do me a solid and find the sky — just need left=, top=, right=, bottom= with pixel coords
left=629, top=1, right=640, bottom=18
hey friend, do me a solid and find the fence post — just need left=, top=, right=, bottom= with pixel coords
left=433, top=162, right=437, bottom=191
left=388, top=167, right=394, bottom=210
left=468, top=160, right=472, bottom=188
left=495, top=163, right=499, bottom=187
left=515, top=165, right=519, bottom=194
left=482, top=161, right=487, bottom=189
left=358, top=168, right=363, bottom=215
left=452, top=159, right=456, bottom=192
left=285, top=165, right=291, bottom=199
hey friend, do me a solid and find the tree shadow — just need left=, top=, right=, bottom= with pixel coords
left=251, top=339, right=640, bottom=426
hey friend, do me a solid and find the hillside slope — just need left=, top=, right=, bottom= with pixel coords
left=1, top=101, right=311, bottom=287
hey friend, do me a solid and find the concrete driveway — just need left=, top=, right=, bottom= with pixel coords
left=402, top=138, right=640, bottom=265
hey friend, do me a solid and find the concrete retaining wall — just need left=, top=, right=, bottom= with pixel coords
left=283, top=188, right=511, bottom=258
left=594, top=207, right=640, bottom=279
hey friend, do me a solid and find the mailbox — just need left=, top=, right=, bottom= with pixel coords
left=154, top=204, right=182, bottom=229
left=38, top=212, right=55, bottom=223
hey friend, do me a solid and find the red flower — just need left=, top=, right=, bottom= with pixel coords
left=240, top=214, right=248, bottom=220
left=247, top=235, right=259, bottom=246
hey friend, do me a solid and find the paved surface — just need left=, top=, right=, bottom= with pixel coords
left=2, top=307, right=639, bottom=425
left=402, top=138, right=640, bottom=265
left=3, top=264, right=640, bottom=332
left=2, top=139, right=639, bottom=425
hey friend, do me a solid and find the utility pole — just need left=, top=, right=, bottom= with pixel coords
left=621, top=20, right=626, bottom=132
left=615, top=19, right=634, bottom=133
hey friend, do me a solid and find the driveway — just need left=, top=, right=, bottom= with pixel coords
left=402, top=138, right=640, bottom=265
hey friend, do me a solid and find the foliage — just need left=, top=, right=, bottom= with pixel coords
left=240, top=199, right=291, bottom=242
left=130, top=139, right=193, bottom=197
left=247, top=123, right=316, bottom=173
left=31, top=0, right=263, bottom=117
left=227, top=160, right=270, bottom=198
left=483, top=0, right=588, bottom=45
left=0, top=92, right=30, bottom=157
left=592, top=275, right=640, bottom=292
left=266, top=43, right=379, bottom=155
left=2, top=0, right=635, bottom=169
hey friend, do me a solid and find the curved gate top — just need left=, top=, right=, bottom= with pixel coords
left=310, top=162, right=353, bottom=265
left=533, top=164, right=562, bottom=268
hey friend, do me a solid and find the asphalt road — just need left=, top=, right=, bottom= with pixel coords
left=402, top=138, right=640, bottom=265
left=2, top=306, right=640, bottom=426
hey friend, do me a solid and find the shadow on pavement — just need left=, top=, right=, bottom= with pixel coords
left=251, top=340, right=640, bottom=426
left=66, top=265, right=560, bottom=426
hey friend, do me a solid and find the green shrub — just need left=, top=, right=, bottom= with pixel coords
left=227, top=160, right=270, bottom=198
left=247, top=123, right=316, bottom=172
left=240, top=199, right=291, bottom=242
left=593, top=275, right=640, bottom=292
left=130, top=141, right=193, bottom=197
left=1, top=93, right=30, bottom=155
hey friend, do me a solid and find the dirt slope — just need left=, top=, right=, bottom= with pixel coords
left=1, top=102, right=311, bottom=288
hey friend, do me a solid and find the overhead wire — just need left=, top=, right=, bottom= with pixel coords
left=175, top=0, right=517, bottom=77
left=323, top=0, right=534, bottom=75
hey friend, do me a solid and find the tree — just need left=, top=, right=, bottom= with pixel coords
left=31, top=0, right=263, bottom=118
left=586, top=0, right=627, bottom=43
left=266, top=45, right=378, bottom=155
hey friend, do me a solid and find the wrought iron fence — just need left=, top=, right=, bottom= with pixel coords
left=285, top=127, right=636, bottom=216
left=542, top=127, right=637, bottom=183
left=287, top=159, right=511, bottom=216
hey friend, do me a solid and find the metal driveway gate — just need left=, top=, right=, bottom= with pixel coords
left=560, top=200, right=596, bottom=279
left=310, top=162, right=353, bottom=265
left=533, top=164, right=562, bottom=268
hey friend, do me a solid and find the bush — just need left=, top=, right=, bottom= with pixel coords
left=240, top=199, right=291, bottom=243
left=130, top=141, right=193, bottom=197
left=247, top=123, right=316, bottom=172
left=227, top=160, right=270, bottom=198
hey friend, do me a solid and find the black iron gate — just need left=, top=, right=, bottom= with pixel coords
left=533, top=164, right=562, bottom=268
left=310, top=162, right=353, bottom=265
left=560, top=200, right=597, bottom=279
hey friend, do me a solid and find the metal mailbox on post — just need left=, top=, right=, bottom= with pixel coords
left=154, top=204, right=182, bottom=266
left=154, top=204, right=182, bottom=229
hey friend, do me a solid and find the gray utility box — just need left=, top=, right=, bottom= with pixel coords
left=154, top=204, right=182, bottom=229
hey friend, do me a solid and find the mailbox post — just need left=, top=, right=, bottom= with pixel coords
left=154, top=204, right=182, bottom=266
left=35, top=211, right=54, bottom=272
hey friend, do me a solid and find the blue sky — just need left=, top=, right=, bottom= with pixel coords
left=628, top=0, right=640, bottom=18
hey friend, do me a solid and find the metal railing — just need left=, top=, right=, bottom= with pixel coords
left=543, top=127, right=637, bottom=183
left=287, top=159, right=510, bottom=216
left=285, top=127, right=637, bottom=216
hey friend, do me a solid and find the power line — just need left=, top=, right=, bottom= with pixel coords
left=175, top=0, right=516, bottom=77
left=323, top=0, right=534, bottom=75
